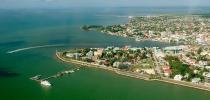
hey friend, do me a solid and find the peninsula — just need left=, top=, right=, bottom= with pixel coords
left=56, top=45, right=210, bottom=91
left=57, top=15, right=210, bottom=91
left=82, top=15, right=210, bottom=45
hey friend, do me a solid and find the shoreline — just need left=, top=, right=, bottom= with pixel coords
left=55, top=51, right=210, bottom=92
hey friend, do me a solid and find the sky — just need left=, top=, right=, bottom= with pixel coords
left=0, top=0, right=209, bottom=9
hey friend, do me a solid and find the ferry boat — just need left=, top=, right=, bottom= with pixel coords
left=40, top=80, right=51, bottom=87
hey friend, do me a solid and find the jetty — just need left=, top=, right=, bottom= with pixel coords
left=30, top=68, right=80, bottom=86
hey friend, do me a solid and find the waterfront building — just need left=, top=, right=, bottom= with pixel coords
left=205, top=73, right=210, bottom=83
left=163, top=46, right=187, bottom=55
left=74, top=53, right=81, bottom=60
left=66, top=53, right=81, bottom=59
left=94, top=48, right=104, bottom=57
left=113, top=62, right=121, bottom=68
left=191, top=78, right=201, bottom=83
left=66, top=53, right=74, bottom=58
left=162, top=66, right=172, bottom=77
left=174, top=74, right=183, bottom=81
left=142, top=69, right=156, bottom=75
left=86, top=51, right=94, bottom=59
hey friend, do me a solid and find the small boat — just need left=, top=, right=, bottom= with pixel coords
left=40, top=80, right=51, bottom=87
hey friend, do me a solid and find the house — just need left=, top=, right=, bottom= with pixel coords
left=174, top=74, right=183, bottom=81
left=162, top=66, right=172, bottom=77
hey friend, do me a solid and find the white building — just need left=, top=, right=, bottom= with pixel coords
left=191, top=78, right=201, bottom=83
left=66, top=53, right=74, bottom=58
left=174, top=74, right=183, bottom=81
left=113, top=62, right=121, bottom=68
left=86, top=51, right=94, bottom=59
left=205, top=73, right=210, bottom=83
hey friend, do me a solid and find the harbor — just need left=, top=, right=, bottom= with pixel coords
left=30, top=68, right=80, bottom=87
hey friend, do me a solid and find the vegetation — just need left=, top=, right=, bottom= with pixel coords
left=165, top=56, right=191, bottom=77
left=82, top=25, right=104, bottom=31
left=165, top=56, right=205, bottom=81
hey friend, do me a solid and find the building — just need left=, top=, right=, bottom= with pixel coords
left=142, top=69, right=156, bottom=75
left=66, top=53, right=74, bottom=58
left=162, top=66, right=172, bottom=77
left=66, top=53, right=81, bottom=59
left=94, top=48, right=104, bottom=58
left=205, top=73, right=210, bottom=83
left=198, top=61, right=208, bottom=67
left=196, top=38, right=207, bottom=45
left=86, top=50, right=94, bottom=59
left=174, top=74, right=183, bottom=81
left=163, top=46, right=187, bottom=55
left=113, top=62, right=121, bottom=68
left=191, top=78, right=201, bottom=83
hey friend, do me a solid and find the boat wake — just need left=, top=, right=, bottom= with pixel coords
left=7, top=44, right=65, bottom=54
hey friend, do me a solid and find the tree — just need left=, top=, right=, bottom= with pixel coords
left=197, top=47, right=203, bottom=54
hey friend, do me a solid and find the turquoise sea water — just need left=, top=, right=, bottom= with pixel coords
left=0, top=7, right=210, bottom=100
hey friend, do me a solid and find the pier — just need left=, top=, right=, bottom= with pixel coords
left=30, top=68, right=80, bottom=86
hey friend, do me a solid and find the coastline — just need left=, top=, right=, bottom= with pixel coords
left=55, top=51, right=210, bottom=92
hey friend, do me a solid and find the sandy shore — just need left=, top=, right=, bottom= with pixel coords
left=55, top=51, right=210, bottom=92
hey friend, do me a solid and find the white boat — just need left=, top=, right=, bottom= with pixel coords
left=40, top=80, right=51, bottom=87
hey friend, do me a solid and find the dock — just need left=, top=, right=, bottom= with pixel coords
left=30, top=68, right=80, bottom=86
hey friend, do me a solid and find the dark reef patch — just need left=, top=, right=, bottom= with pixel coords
left=0, top=68, right=19, bottom=78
